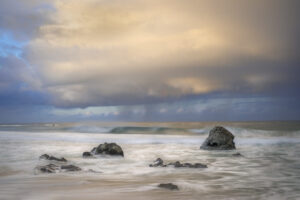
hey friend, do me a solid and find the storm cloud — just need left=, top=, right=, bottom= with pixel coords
left=0, top=0, right=300, bottom=122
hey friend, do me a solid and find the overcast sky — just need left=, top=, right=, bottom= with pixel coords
left=0, top=0, right=299, bottom=123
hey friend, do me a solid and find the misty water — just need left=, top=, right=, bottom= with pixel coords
left=0, top=121, right=300, bottom=200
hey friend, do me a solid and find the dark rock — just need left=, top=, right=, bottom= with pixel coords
left=182, top=163, right=192, bottom=167
left=36, top=154, right=81, bottom=174
left=83, top=143, right=124, bottom=158
left=191, top=163, right=208, bottom=168
left=149, top=158, right=164, bottom=167
left=82, top=152, right=93, bottom=158
left=168, top=161, right=207, bottom=168
left=94, top=142, right=124, bottom=157
left=87, top=169, right=102, bottom=173
left=200, top=126, right=236, bottom=150
left=35, top=164, right=59, bottom=173
left=61, top=165, right=81, bottom=171
left=91, top=147, right=97, bottom=154
left=174, top=161, right=182, bottom=168
left=39, top=154, right=67, bottom=162
left=158, top=183, right=179, bottom=190
left=232, top=152, right=243, bottom=157
left=35, top=164, right=81, bottom=173
left=39, top=154, right=50, bottom=160
left=150, top=158, right=207, bottom=168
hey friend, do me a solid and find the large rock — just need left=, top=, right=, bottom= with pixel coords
left=200, top=126, right=236, bottom=150
left=93, top=142, right=124, bottom=157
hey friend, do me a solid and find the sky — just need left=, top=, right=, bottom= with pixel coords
left=0, top=0, right=300, bottom=123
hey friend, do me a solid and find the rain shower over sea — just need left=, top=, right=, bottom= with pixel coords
left=0, top=121, right=300, bottom=200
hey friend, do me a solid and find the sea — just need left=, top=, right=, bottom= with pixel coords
left=0, top=121, right=299, bottom=200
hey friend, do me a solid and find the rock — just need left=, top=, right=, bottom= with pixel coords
left=35, top=155, right=81, bottom=174
left=35, top=164, right=59, bottom=173
left=91, top=147, right=97, bottom=154
left=166, top=161, right=184, bottom=167
left=193, top=163, right=208, bottom=168
left=150, top=158, right=207, bottom=168
left=149, top=158, right=164, bottom=167
left=200, top=126, right=236, bottom=150
left=87, top=169, right=102, bottom=173
left=36, top=164, right=81, bottom=173
left=94, top=142, right=124, bottom=157
left=61, top=165, right=81, bottom=172
left=173, top=161, right=182, bottom=168
left=39, top=154, right=67, bottom=162
left=82, top=152, right=93, bottom=158
left=158, top=183, right=179, bottom=190
left=39, top=154, right=50, bottom=160
left=232, top=152, right=243, bottom=157
left=82, top=143, right=124, bottom=158
left=168, top=161, right=207, bottom=168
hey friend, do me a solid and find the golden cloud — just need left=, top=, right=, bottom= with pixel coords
left=24, top=0, right=298, bottom=107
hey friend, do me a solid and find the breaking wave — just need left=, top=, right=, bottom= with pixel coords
left=109, top=126, right=186, bottom=134
left=68, top=125, right=189, bottom=134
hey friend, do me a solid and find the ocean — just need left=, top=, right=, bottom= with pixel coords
left=0, top=121, right=299, bottom=200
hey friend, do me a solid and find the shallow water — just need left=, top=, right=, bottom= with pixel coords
left=0, top=122, right=300, bottom=200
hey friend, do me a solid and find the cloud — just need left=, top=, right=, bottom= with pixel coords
left=0, top=0, right=54, bottom=108
left=1, top=95, right=300, bottom=123
left=21, top=0, right=300, bottom=108
left=0, top=0, right=53, bottom=41
left=1, top=0, right=300, bottom=115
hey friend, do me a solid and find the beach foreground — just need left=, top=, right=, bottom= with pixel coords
left=0, top=122, right=300, bottom=200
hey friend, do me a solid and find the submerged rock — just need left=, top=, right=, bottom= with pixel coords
left=94, top=142, right=124, bottom=157
left=39, top=154, right=67, bottom=162
left=167, top=161, right=207, bottom=168
left=87, top=169, right=102, bottom=173
left=150, top=158, right=207, bottom=168
left=35, top=164, right=59, bottom=173
left=232, top=152, right=243, bottom=157
left=61, top=165, right=81, bottom=171
left=158, top=183, right=179, bottom=190
left=82, top=152, right=93, bottom=158
left=36, top=154, right=81, bottom=174
left=149, top=158, right=165, bottom=167
left=200, top=126, right=236, bottom=150
left=35, top=164, right=81, bottom=173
